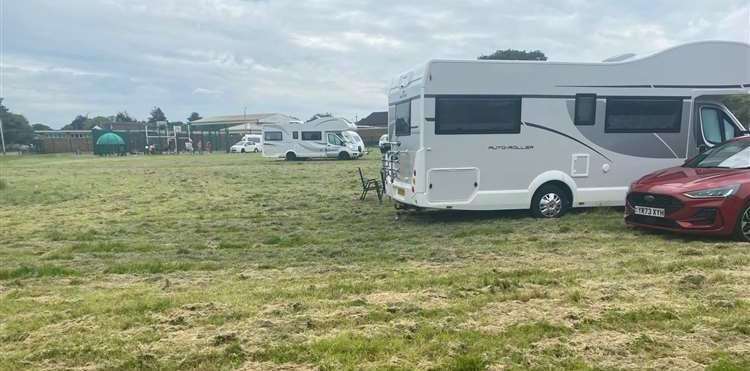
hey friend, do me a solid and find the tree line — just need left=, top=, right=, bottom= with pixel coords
left=0, top=100, right=205, bottom=145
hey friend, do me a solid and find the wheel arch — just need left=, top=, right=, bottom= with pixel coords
left=528, top=171, right=577, bottom=208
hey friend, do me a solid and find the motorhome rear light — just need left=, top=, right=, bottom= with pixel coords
left=412, top=186, right=415, bottom=193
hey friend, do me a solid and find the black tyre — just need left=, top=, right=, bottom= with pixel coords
left=285, top=152, right=297, bottom=161
left=254, top=148, right=259, bottom=153
left=338, top=152, right=351, bottom=160
left=241, top=149, right=245, bottom=153
left=531, top=185, right=569, bottom=218
left=735, top=204, right=750, bottom=242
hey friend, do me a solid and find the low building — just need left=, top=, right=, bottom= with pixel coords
left=355, top=111, right=387, bottom=145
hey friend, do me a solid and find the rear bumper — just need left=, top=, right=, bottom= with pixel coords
left=624, top=192, right=742, bottom=236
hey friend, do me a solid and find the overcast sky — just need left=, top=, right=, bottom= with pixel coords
left=2, top=0, right=749, bottom=128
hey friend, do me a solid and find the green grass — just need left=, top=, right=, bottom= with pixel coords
left=0, top=152, right=749, bottom=370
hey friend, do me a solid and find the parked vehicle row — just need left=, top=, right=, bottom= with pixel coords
left=379, top=41, right=750, bottom=240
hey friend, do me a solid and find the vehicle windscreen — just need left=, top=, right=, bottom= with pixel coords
left=342, top=131, right=362, bottom=144
left=685, top=140, right=750, bottom=169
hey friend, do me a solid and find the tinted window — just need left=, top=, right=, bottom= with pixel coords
left=605, top=98, right=683, bottom=133
left=292, top=132, right=298, bottom=140
left=436, top=96, right=521, bottom=135
left=395, top=101, right=411, bottom=136
left=575, top=94, right=596, bottom=126
left=301, top=131, right=321, bottom=141
left=264, top=131, right=282, bottom=141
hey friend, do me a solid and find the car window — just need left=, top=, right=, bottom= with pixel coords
left=327, top=133, right=343, bottom=146
left=701, top=108, right=723, bottom=145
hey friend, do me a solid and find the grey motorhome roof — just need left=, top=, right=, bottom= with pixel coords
left=389, top=41, right=750, bottom=99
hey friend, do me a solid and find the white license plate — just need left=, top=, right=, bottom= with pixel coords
left=634, top=206, right=665, bottom=218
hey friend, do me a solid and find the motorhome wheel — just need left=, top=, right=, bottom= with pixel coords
left=531, top=185, right=569, bottom=218
left=736, top=204, right=750, bottom=242
left=285, top=152, right=297, bottom=161
left=241, top=149, right=245, bottom=153
left=254, top=148, right=259, bottom=153
left=338, top=152, right=351, bottom=160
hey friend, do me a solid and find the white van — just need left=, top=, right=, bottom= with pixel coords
left=382, top=41, right=750, bottom=217
left=262, top=117, right=363, bottom=160
left=341, top=130, right=366, bottom=157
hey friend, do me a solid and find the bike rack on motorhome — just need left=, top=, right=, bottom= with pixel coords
left=381, top=41, right=750, bottom=217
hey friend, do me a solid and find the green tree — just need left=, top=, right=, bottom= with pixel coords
left=32, top=123, right=53, bottom=131
left=114, top=111, right=135, bottom=122
left=722, top=95, right=750, bottom=128
left=478, top=49, right=547, bottom=61
left=0, top=98, right=33, bottom=145
left=148, top=107, right=167, bottom=123
left=62, top=115, right=113, bottom=130
left=187, top=112, right=202, bottom=122
left=63, top=115, right=89, bottom=130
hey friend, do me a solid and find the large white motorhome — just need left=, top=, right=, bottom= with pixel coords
left=382, top=41, right=750, bottom=217
left=262, top=116, right=363, bottom=160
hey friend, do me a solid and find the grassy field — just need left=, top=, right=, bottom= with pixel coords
left=1, top=152, right=749, bottom=370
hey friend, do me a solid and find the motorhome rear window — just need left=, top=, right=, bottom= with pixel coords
left=575, top=94, right=597, bottom=126
left=395, top=101, right=411, bottom=136
left=605, top=98, right=683, bottom=133
left=435, top=96, right=521, bottom=135
left=301, top=131, right=322, bottom=141
left=264, top=131, right=282, bottom=141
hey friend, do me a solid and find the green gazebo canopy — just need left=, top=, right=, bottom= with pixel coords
left=96, top=132, right=125, bottom=145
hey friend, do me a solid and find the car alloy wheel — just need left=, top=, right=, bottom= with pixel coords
left=739, top=205, right=750, bottom=242
left=539, top=193, right=563, bottom=217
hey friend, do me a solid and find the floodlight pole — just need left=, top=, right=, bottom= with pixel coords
left=0, top=118, right=5, bottom=155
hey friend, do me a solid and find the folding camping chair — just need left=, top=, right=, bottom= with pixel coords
left=358, top=167, right=382, bottom=202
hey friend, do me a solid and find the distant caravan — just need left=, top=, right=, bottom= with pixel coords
left=381, top=41, right=750, bottom=217
left=262, top=116, right=363, bottom=160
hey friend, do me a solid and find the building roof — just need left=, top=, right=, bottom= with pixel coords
left=189, top=113, right=293, bottom=131
left=356, top=111, right=387, bottom=128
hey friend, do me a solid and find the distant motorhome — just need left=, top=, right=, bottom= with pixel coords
left=262, top=116, right=363, bottom=160
left=382, top=41, right=750, bottom=217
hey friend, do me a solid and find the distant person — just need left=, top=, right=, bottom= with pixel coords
left=185, top=139, right=193, bottom=154
left=206, top=141, right=212, bottom=154
left=196, top=140, right=203, bottom=155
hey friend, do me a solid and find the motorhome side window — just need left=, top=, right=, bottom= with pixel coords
left=301, top=131, right=322, bottom=141
left=435, top=96, right=521, bottom=135
left=292, top=131, right=299, bottom=140
left=605, top=98, right=683, bottom=133
left=395, top=101, right=411, bottom=136
left=264, top=131, right=283, bottom=141
left=574, top=94, right=597, bottom=126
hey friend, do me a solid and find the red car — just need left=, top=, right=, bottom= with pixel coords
left=626, top=137, right=750, bottom=241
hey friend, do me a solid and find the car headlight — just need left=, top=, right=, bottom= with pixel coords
left=683, top=184, right=740, bottom=199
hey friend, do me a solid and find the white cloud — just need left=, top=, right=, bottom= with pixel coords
left=192, top=88, right=224, bottom=96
